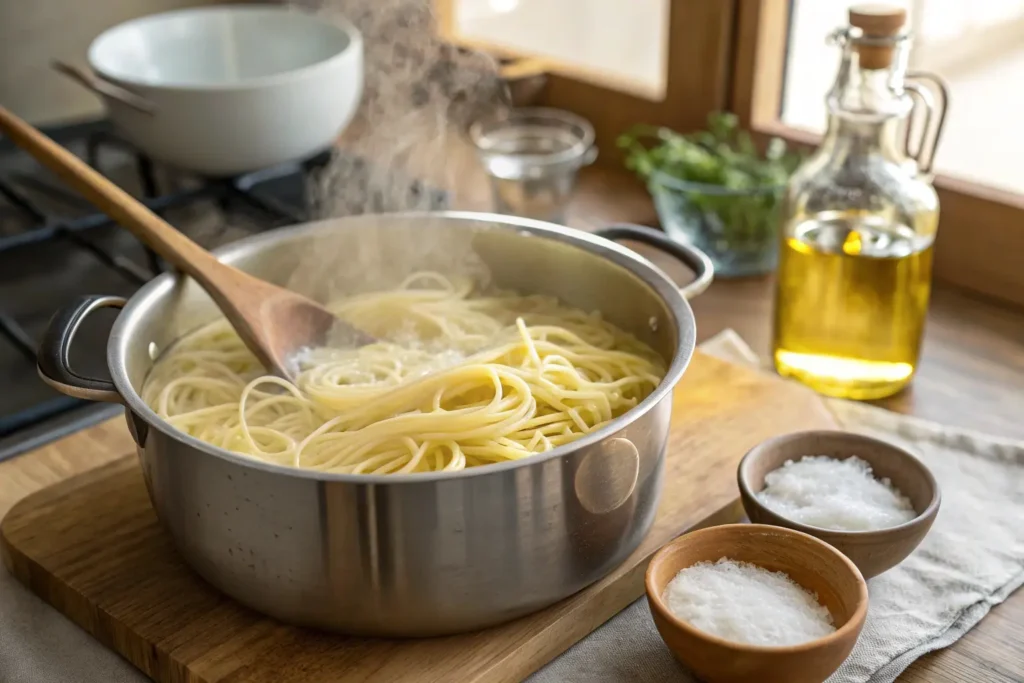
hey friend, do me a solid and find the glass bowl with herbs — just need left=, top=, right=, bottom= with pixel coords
left=619, top=113, right=801, bottom=277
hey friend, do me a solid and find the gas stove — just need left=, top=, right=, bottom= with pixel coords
left=0, top=119, right=444, bottom=462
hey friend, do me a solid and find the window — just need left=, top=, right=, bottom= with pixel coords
left=443, top=0, right=670, bottom=100
left=434, top=0, right=1024, bottom=307
left=782, top=0, right=1024, bottom=194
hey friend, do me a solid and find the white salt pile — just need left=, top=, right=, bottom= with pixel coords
left=663, top=558, right=835, bottom=646
left=757, top=455, right=916, bottom=531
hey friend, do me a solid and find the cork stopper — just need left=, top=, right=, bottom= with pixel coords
left=848, top=4, right=907, bottom=70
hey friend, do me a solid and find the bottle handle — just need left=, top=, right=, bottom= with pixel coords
left=903, top=71, right=949, bottom=178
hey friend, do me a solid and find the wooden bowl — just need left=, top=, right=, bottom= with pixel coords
left=646, top=524, right=868, bottom=683
left=738, top=430, right=941, bottom=579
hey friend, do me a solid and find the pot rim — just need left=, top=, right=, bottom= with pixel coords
left=88, top=4, right=363, bottom=94
left=109, top=211, right=697, bottom=484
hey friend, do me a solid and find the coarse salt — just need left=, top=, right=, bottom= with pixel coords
left=663, top=558, right=835, bottom=646
left=757, top=455, right=916, bottom=531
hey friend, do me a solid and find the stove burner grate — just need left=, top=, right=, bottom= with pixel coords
left=0, top=121, right=331, bottom=458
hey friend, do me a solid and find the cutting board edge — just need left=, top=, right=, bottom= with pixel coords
left=470, top=497, right=747, bottom=683
left=1, top=456, right=197, bottom=682
left=2, top=455, right=137, bottom=530
left=1, top=462, right=746, bottom=683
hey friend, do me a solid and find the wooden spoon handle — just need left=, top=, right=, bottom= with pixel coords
left=0, top=105, right=222, bottom=281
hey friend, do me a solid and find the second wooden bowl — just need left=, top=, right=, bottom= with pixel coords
left=646, top=524, right=868, bottom=683
left=738, top=430, right=941, bottom=579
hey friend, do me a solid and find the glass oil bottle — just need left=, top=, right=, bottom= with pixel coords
left=772, top=4, right=948, bottom=400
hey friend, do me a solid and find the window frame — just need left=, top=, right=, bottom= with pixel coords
left=730, top=0, right=1024, bottom=308
left=434, top=0, right=1023, bottom=307
left=435, top=0, right=672, bottom=100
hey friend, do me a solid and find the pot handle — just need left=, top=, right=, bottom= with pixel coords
left=51, top=61, right=156, bottom=116
left=593, top=224, right=714, bottom=299
left=37, top=295, right=126, bottom=403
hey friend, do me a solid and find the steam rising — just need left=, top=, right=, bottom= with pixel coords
left=282, top=0, right=514, bottom=299
left=295, top=0, right=511, bottom=217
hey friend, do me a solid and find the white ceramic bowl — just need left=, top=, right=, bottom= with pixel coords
left=86, top=4, right=363, bottom=176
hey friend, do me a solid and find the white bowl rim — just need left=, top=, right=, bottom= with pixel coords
left=87, top=4, right=363, bottom=93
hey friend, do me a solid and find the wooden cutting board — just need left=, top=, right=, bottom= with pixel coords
left=1, top=350, right=837, bottom=683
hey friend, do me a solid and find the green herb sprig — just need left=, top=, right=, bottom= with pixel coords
left=618, top=112, right=801, bottom=188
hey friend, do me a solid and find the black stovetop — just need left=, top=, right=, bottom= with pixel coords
left=0, top=119, right=443, bottom=462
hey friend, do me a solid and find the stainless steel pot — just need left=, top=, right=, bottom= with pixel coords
left=37, top=212, right=712, bottom=636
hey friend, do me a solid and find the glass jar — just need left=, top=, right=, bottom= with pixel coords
left=772, top=5, right=948, bottom=400
left=469, top=107, right=597, bottom=224
left=650, top=171, right=784, bottom=277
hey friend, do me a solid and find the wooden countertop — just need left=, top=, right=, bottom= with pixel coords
left=2, top=166, right=1023, bottom=682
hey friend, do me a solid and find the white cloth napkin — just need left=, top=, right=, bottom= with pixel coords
left=3, top=330, right=1024, bottom=683
left=529, top=329, right=1024, bottom=683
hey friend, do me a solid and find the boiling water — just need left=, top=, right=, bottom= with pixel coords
left=772, top=213, right=934, bottom=400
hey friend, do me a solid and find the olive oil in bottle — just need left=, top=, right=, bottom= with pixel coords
left=773, top=212, right=935, bottom=399
left=772, top=4, right=947, bottom=400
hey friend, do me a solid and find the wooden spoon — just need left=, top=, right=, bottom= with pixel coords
left=0, top=105, right=374, bottom=380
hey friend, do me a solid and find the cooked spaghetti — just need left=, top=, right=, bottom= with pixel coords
left=141, top=272, right=666, bottom=474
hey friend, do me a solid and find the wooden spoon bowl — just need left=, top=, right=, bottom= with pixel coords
left=738, top=430, right=941, bottom=579
left=646, top=524, right=868, bottom=683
